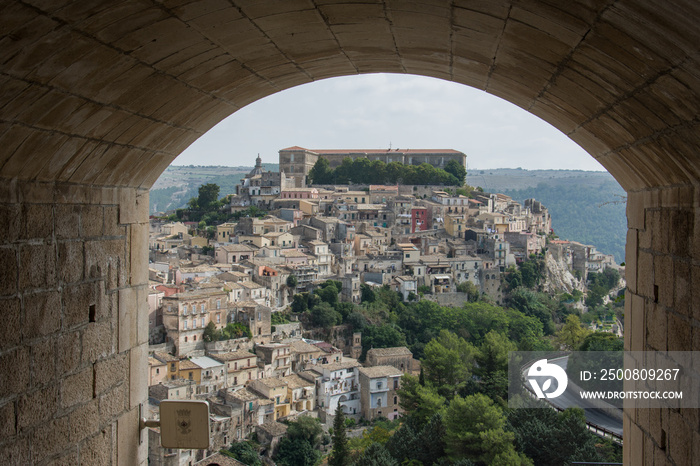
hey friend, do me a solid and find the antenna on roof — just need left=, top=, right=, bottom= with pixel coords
left=388, top=142, right=392, bottom=150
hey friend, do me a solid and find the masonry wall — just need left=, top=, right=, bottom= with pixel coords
left=624, top=186, right=700, bottom=465
left=0, top=180, right=149, bottom=465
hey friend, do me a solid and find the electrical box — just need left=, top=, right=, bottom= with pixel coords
left=159, top=400, right=210, bottom=449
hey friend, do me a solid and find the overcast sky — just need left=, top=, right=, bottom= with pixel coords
left=173, top=73, right=605, bottom=171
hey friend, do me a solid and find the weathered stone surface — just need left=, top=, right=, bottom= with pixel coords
left=94, top=353, right=128, bottom=396
left=0, top=298, right=21, bottom=351
left=61, top=366, right=94, bottom=409
left=17, top=383, right=59, bottom=430
left=23, top=290, right=61, bottom=339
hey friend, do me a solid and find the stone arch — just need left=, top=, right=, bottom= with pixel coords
left=1, top=1, right=699, bottom=465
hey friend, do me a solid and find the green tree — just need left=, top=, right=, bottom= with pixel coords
left=422, top=330, right=477, bottom=398
left=310, top=302, right=342, bottom=329
left=397, top=374, right=446, bottom=426
left=329, top=407, right=349, bottom=466
left=555, top=314, right=590, bottom=350
left=275, top=437, right=318, bottom=466
left=197, top=183, right=220, bottom=211
left=225, top=441, right=262, bottom=466
left=444, top=394, right=529, bottom=465
left=203, top=321, right=217, bottom=342
left=444, top=160, right=466, bottom=185
left=315, top=282, right=340, bottom=306
left=353, top=442, right=397, bottom=466
left=456, top=281, right=479, bottom=301
left=308, top=157, right=332, bottom=185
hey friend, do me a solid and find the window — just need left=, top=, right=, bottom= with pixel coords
left=377, top=398, right=382, bottom=407
left=192, top=319, right=197, bottom=328
left=183, top=320, right=188, bottom=330
left=183, top=305, right=188, bottom=315
left=377, top=381, right=383, bottom=389
left=171, top=363, right=176, bottom=371
left=201, top=317, right=205, bottom=327
left=201, top=304, right=205, bottom=313
left=156, top=368, right=160, bottom=374
left=189, top=372, right=193, bottom=380
left=217, top=314, right=221, bottom=324
left=394, top=396, right=398, bottom=404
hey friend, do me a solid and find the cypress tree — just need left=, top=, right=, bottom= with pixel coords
left=328, top=407, right=349, bottom=466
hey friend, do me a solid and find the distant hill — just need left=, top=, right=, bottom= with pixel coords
left=467, top=168, right=627, bottom=263
left=149, top=164, right=279, bottom=214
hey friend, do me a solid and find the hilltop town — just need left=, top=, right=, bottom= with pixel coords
left=146, top=148, right=622, bottom=464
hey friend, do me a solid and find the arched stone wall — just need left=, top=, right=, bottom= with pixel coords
left=1, top=1, right=699, bottom=464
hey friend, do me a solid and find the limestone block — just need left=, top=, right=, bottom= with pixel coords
left=129, top=343, right=147, bottom=409
left=55, top=204, right=81, bottom=239
left=82, top=321, right=113, bottom=363
left=0, top=346, right=30, bottom=394
left=99, top=384, right=127, bottom=424
left=0, top=246, right=18, bottom=296
left=94, top=353, right=129, bottom=396
left=68, top=399, right=99, bottom=444
left=30, top=337, right=57, bottom=388
left=645, top=301, right=667, bottom=351
left=30, top=416, right=70, bottom=463
left=673, top=259, right=691, bottom=318
left=80, top=429, right=112, bottom=465
left=118, top=287, right=135, bottom=353
left=0, top=401, right=15, bottom=437
left=653, top=210, right=671, bottom=254
left=104, top=204, right=125, bottom=237
left=625, top=229, right=638, bottom=293
left=21, top=203, right=53, bottom=240
left=667, top=312, right=691, bottom=352
left=57, top=240, right=84, bottom=284
left=18, top=242, right=57, bottom=290
left=692, top=265, right=700, bottom=322
left=637, top=250, right=654, bottom=299
left=0, top=436, right=30, bottom=465
left=118, top=189, right=136, bottom=224
left=80, top=204, right=104, bottom=238
left=23, top=290, right=61, bottom=339
left=653, top=254, right=673, bottom=307
left=117, top=407, right=146, bottom=466
left=129, top=223, right=149, bottom=286
left=0, top=298, right=21, bottom=351
left=61, top=366, right=94, bottom=409
left=136, top=286, right=149, bottom=346
left=0, top=204, right=21, bottom=243
left=17, top=383, right=59, bottom=430
left=56, top=330, right=81, bottom=377
left=668, top=410, right=691, bottom=465
left=63, top=282, right=97, bottom=329
left=669, top=209, right=692, bottom=257
left=628, top=292, right=645, bottom=351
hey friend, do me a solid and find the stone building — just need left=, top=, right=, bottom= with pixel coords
left=210, top=350, right=259, bottom=389
left=365, top=347, right=414, bottom=373
left=279, top=147, right=466, bottom=187
left=358, top=366, right=403, bottom=421
left=161, top=289, right=228, bottom=356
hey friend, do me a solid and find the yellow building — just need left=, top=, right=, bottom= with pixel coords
left=153, top=352, right=179, bottom=381
left=178, top=359, right=202, bottom=384
left=444, top=214, right=467, bottom=238
left=249, top=378, right=290, bottom=420
left=217, top=222, right=237, bottom=242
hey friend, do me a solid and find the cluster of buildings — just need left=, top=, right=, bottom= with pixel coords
left=147, top=149, right=618, bottom=464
